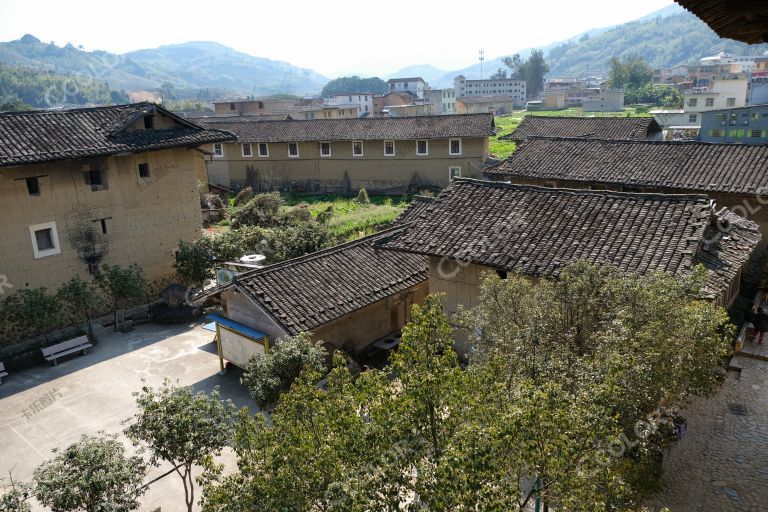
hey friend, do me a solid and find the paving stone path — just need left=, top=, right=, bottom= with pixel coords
left=645, top=355, right=768, bottom=512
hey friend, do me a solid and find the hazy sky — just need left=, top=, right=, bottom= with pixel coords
left=0, top=0, right=675, bottom=77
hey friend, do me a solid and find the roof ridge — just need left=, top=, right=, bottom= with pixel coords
left=0, top=102, right=151, bottom=118
left=521, top=136, right=751, bottom=148
left=203, top=112, right=493, bottom=125
left=450, top=178, right=711, bottom=203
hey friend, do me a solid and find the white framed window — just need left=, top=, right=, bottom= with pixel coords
left=213, top=143, right=224, bottom=157
left=688, top=114, right=697, bottom=123
left=242, top=143, right=253, bottom=157
left=29, top=221, right=61, bottom=259
left=352, top=140, right=364, bottom=156
left=416, top=140, right=429, bottom=156
left=384, top=140, right=395, bottom=156
left=288, top=143, right=299, bottom=158
left=449, top=167, right=462, bottom=181
left=258, top=143, right=269, bottom=157
left=449, top=138, right=462, bottom=155
left=727, top=97, right=736, bottom=107
left=320, top=142, right=332, bottom=157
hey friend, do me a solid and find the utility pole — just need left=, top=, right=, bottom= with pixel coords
left=479, top=49, right=485, bottom=80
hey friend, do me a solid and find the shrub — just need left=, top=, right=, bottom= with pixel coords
left=200, top=193, right=224, bottom=210
left=270, top=222, right=336, bottom=261
left=175, top=241, right=213, bottom=288
left=231, top=192, right=285, bottom=228
left=241, top=332, right=328, bottom=408
left=354, top=188, right=370, bottom=205
left=0, top=288, right=59, bottom=343
left=281, top=203, right=312, bottom=224
left=316, top=204, right=334, bottom=224
left=233, top=186, right=254, bottom=206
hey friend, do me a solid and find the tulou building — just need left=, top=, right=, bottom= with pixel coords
left=199, top=114, right=495, bottom=193
left=0, top=102, right=233, bottom=291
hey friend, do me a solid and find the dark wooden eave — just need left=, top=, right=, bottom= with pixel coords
left=675, top=0, right=768, bottom=44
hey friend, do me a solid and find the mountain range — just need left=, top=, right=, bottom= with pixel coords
left=3, top=4, right=768, bottom=102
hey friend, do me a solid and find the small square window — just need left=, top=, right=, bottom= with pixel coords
left=29, top=221, right=61, bottom=259
left=384, top=140, right=395, bottom=156
left=352, top=141, right=364, bottom=156
left=258, top=143, right=269, bottom=157
left=449, top=138, right=462, bottom=155
left=143, top=115, right=154, bottom=129
left=288, top=143, right=299, bottom=158
left=213, top=143, right=224, bottom=157
left=705, top=98, right=714, bottom=107
left=688, top=98, right=697, bottom=107
left=242, top=143, right=253, bottom=157
left=417, top=140, right=428, bottom=155
left=85, top=169, right=106, bottom=191
left=320, top=142, right=332, bottom=157
left=449, top=166, right=462, bottom=181
left=138, top=163, right=150, bottom=178
left=35, top=229, right=54, bottom=250
left=751, top=129, right=763, bottom=138
left=688, top=114, right=697, bottom=123
left=26, top=177, right=40, bottom=196
left=229, top=102, right=236, bottom=110
left=727, top=97, right=736, bottom=107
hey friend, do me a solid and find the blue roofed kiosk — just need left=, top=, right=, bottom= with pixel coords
left=207, top=313, right=270, bottom=373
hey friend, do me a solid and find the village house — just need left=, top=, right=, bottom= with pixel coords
left=376, top=179, right=760, bottom=354
left=324, top=93, right=373, bottom=117
left=454, top=75, right=526, bottom=108
left=199, top=114, right=495, bottom=193
left=196, top=228, right=428, bottom=368
left=500, top=116, right=662, bottom=144
left=387, top=77, right=429, bottom=100
left=699, top=105, right=768, bottom=144
left=484, top=137, right=768, bottom=250
left=0, top=102, right=234, bottom=292
left=582, top=88, right=625, bottom=112
left=455, top=96, right=516, bottom=115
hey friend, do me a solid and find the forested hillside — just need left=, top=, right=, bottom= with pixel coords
left=545, top=11, right=768, bottom=77
left=0, top=65, right=128, bottom=108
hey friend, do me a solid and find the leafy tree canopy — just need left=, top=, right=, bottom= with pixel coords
left=321, top=76, right=387, bottom=97
left=502, top=49, right=549, bottom=98
left=609, top=55, right=654, bottom=90
left=33, top=433, right=147, bottom=512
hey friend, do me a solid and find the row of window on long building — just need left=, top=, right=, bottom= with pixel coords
left=212, top=139, right=464, bottom=159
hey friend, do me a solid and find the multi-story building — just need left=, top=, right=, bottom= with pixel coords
left=749, top=56, right=768, bottom=105
left=199, top=114, right=495, bottom=193
left=582, top=89, right=625, bottom=112
left=453, top=75, right=526, bottom=107
left=682, top=77, right=749, bottom=125
left=699, top=52, right=767, bottom=74
left=426, top=88, right=456, bottom=115
left=0, top=103, right=233, bottom=291
left=325, top=93, right=374, bottom=117
left=699, top=105, right=768, bottom=144
left=387, top=77, right=428, bottom=100
left=455, top=96, right=515, bottom=115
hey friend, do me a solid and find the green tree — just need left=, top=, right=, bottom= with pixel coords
left=625, top=83, right=682, bottom=108
left=354, top=187, right=370, bottom=205
left=240, top=332, right=327, bottom=409
left=0, top=475, right=31, bottom=512
left=503, top=49, right=550, bottom=98
left=0, top=287, right=59, bottom=343
left=321, top=76, right=387, bottom=97
left=95, top=264, right=146, bottom=332
left=124, top=380, right=236, bottom=512
left=174, top=241, right=213, bottom=289
left=490, top=67, right=508, bottom=80
left=230, top=192, right=285, bottom=229
left=609, top=55, right=653, bottom=90
left=33, top=433, right=147, bottom=512
left=56, top=276, right=100, bottom=341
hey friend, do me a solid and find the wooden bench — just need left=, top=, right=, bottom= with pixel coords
left=41, top=335, right=93, bottom=366
left=0, top=362, right=7, bottom=384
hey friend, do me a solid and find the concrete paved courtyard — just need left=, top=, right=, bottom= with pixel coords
left=0, top=321, right=257, bottom=511
left=645, top=353, right=768, bottom=512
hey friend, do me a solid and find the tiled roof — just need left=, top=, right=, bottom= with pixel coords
left=227, top=228, right=428, bottom=335
left=376, top=179, right=759, bottom=298
left=485, top=137, right=768, bottom=195
left=0, top=102, right=235, bottom=167
left=500, top=116, right=662, bottom=142
left=675, top=1, right=768, bottom=44
left=394, top=196, right=435, bottom=225
left=196, top=114, right=495, bottom=143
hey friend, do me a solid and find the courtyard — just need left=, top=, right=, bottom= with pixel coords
left=0, top=320, right=257, bottom=511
